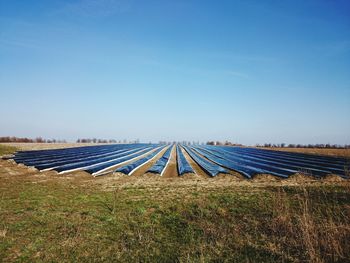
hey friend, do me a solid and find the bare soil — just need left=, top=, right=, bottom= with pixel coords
left=1, top=157, right=347, bottom=191
left=162, top=145, right=177, bottom=178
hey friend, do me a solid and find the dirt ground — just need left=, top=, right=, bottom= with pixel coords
left=0, top=159, right=347, bottom=192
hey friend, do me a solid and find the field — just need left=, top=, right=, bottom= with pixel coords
left=3, top=142, right=350, bottom=159
left=258, top=147, right=350, bottom=159
left=4, top=143, right=349, bottom=179
left=0, top=144, right=349, bottom=262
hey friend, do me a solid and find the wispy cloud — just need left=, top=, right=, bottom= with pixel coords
left=62, top=0, right=132, bottom=17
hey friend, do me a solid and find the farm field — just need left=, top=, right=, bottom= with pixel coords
left=0, top=144, right=349, bottom=262
left=3, top=143, right=349, bottom=180
left=2, top=0, right=349, bottom=262
left=257, top=147, right=350, bottom=159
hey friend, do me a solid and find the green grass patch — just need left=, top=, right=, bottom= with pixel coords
left=0, top=144, right=18, bottom=156
left=0, top=177, right=349, bottom=262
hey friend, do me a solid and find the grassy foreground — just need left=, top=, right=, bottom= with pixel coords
left=0, top=174, right=349, bottom=262
left=0, top=144, right=349, bottom=262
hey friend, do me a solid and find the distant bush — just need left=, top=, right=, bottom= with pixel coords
left=255, top=143, right=350, bottom=149
left=0, top=136, right=66, bottom=143
left=206, top=141, right=242, bottom=146
left=76, top=138, right=121, bottom=143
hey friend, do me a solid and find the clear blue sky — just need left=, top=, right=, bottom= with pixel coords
left=1, top=0, right=349, bottom=145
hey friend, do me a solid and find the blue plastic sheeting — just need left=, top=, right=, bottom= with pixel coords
left=218, top=146, right=347, bottom=178
left=35, top=147, right=140, bottom=171
left=13, top=149, right=111, bottom=164
left=8, top=145, right=142, bottom=163
left=189, top=146, right=281, bottom=178
left=12, top=147, right=95, bottom=159
left=231, top=147, right=345, bottom=169
left=254, top=151, right=345, bottom=172
left=116, top=146, right=166, bottom=175
left=199, top=146, right=336, bottom=178
left=255, top=147, right=347, bottom=164
left=204, top=147, right=297, bottom=177
left=16, top=148, right=118, bottom=165
left=14, top=147, right=118, bottom=164
left=14, top=145, right=105, bottom=155
left=200, top=146, right=321, bottom=178
left=13, top=144, right=138, bottom=164
left=85, top=146, right=160, bottom=175
left=56, top=146, right=155, bottom=173
left=13, top=145, right=121, bottom=160
left=216, top=147, right=345, bottom=177
left=147, top=145, right=173, bottom=175
left=232, top=146, right=347, bottom=165
left=19, top=146, right=131, bottom=166
left=176, top=145, right=194, bottom=175
left=182, top=145, right=227, bottom=177
left=6, top=142, right=348, bottom=179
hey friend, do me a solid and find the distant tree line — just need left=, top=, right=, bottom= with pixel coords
left=0, top=136, right=141, bottom=144
left=76, top=138, right=115, bottom=143
left=203, top=141, right=350, bottom=149
left=206, top=141, right=243, bottom=146
left=157, top=141, right=243, bottom=146
left=76, top=138, right=140, bottom=144
left=159, top=141, right=203, bottom=145
left=256, top=143, right=350, bottom=149
left=0, top=136, right=66, bottom=143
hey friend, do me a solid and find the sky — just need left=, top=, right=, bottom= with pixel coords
left=1, top=0, right=349, bottom=145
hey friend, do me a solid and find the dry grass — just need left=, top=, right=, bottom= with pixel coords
left=0, top=145, right=18, bottom=157
left=1, top=144, right=349, bottom=262
left=259, top=147, right=350, bottom=159
left=0, top=157, right=349, bottom=262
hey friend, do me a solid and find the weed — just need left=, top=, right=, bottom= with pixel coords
left=0, top=170, right=349, bottom=262
left=0, top=144, right=17, bottom=156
